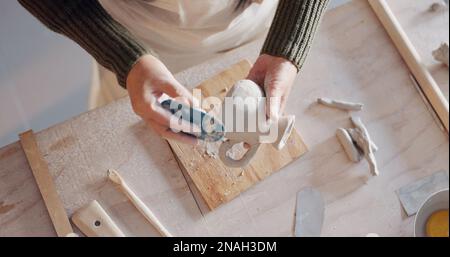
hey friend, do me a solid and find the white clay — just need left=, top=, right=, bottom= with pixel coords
left=430, top=1, right=447, bottom=12
left=350, top=117, right=379, bottom=176
left=336, top=128, right=362, bottom=163
left=202, top=141, right=220, bottom=158
left=218, top=79, right=296, bottom=167
left=317, top=97, right=364, bottom=111
left=225, top=142, right=248, bottom=160
left=346, top=128, right=378, bottom=153
left=432, top=42, right=449, bottom=67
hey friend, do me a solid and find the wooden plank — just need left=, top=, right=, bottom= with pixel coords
left=18, top=130, right=73, bottom=237
left=168, top=60, right=308, bottom=210
left=368, top=0, right=449, bottom=133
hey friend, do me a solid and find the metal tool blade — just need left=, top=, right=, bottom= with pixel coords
left=295, top=187, right=325, bottom=237
left=396, top=170, right=449, bottom=216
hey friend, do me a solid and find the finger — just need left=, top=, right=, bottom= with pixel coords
left=247, top=67, right=265, bottom=87
left=247, top=56, right=270, bottom=86
left=265, top=81, right=284, bottom=119
left=266, top=96, right=281, bottom=120
left=147, top=120, right=198, bottom=146
left=279, top=86, right=292, bottom=115
left=142, top=103, right=197, bottom=134
left=160, top=80, right=194, bottom=105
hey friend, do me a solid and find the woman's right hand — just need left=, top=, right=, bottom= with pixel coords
left=126, top=54, right=198, bottom=145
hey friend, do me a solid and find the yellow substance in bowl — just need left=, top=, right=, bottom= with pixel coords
left=426, top=210, right=449, bottom=237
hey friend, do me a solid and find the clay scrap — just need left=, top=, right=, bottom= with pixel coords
left=350, top=116, right=379, bottom=176
left=336, top=117, right=379, bottom=176
left=432, top=42, right=449, bottom=68
left=336, top=128, right=362, bottom=163
left=430, top=1, right=448, bottom=12
left=317, top=97, right=363, bottom=111
left=198, top=140, right=221, bottom=159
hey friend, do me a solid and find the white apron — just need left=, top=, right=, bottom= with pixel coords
left=89, top=0, right=278, bottom=109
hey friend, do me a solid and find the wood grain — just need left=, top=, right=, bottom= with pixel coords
left=167, top=60, right=308, bottom=210
left=387, top=0, right=449, bottom=101
left=19, top=130, right=73, bottom=237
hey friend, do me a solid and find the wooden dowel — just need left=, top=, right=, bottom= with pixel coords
left=368, top=0, right=449, bottom=133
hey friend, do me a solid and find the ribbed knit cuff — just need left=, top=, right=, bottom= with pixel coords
left=18, top=0, right=152, bottom=88
left=262, top=0, right=329, bottom=71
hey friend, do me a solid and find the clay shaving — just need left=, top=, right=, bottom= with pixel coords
left=198, top=140, right=221, bottom=159
left=350, top=116, right=379, bottom=176
left=430, top=1, right=448, bottom=12
left=200, top=139, right=248, bottom=161
left=336, top=117, right=380, bottom=176
left=432, top=42, right=449, bottom=67
left=336, top=128, right=362, bottom=163
left=225, top=142, right=248, bottom=161
left=317, top=97, right=363, bottom=111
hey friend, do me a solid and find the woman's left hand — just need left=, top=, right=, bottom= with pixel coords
left=247, top=54, right=298, bottom=119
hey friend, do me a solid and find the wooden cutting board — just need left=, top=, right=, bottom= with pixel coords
left=168, top=60, right=308, bottom=210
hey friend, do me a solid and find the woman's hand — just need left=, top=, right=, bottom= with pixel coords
left=127, top=54, right=198, bottom=145
left=247, top=54, right=298, bottom=119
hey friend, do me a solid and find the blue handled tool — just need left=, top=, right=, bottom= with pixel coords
left=161, top=99, right=224, bottom=142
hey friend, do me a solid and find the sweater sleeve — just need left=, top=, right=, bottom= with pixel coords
left=262, top=0, right=329, bottom=71
left=18, top=0, right=152, bottom=88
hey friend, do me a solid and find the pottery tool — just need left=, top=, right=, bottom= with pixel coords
left=107, top=169, right=172, bottom=237
left=161, top=99, right=224, bottom=142
left=71, top=200, right=125, bottom=237
left=295, top=188, right=325, bottom=237
left=397, top=170, right=449, bottom=216
left=19, top=130, right=74, bottom=237
left=369, top=0, right=449, bottom=133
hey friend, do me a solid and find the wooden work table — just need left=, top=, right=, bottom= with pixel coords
left=0, top=0, right=448, bottom=236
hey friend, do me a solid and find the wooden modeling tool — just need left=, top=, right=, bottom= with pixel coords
left=107, top=169, right=172, bottom=237
left=72, top=200, right=125, bottom=237
left=19, top=130, right=75, bottom=237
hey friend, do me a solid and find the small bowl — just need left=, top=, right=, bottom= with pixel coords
left=414, top=188, right=449, bottom=237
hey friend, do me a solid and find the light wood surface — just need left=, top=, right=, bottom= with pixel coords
left=168, top=60, right=308, bottom=210
left=369, top=0, right=449, bottom=133
left=18, top=130, right=73, bottom=237
left=71, top=200, right=125, bottom=237
left=387, top=0, right=449, bottom=101
left=0, top=0, right=448, bottom=236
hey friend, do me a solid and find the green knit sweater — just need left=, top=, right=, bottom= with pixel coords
left=18, top=0, right=329, bottom=88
